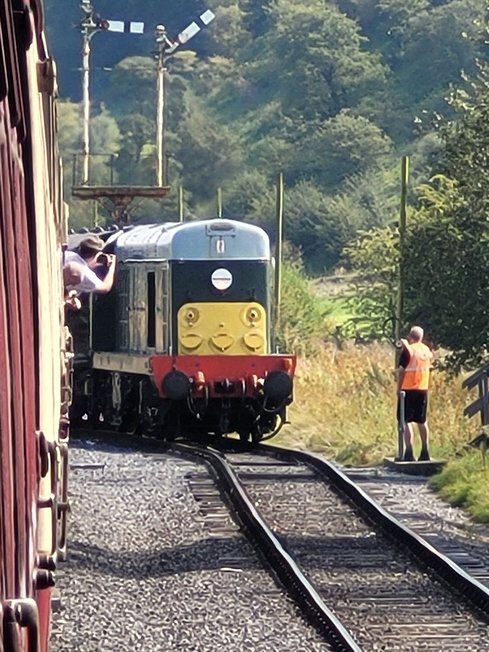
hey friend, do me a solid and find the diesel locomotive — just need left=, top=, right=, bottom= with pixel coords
left=70, top=218, right=296, bottom=442
left=0, top=1, right=70, bottom=650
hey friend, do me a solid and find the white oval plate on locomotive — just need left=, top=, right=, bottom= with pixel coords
left=211, top=268, right=233, bottom=291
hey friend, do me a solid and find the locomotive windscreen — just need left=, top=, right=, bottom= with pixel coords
left=171, top=260, right=269, bottom=307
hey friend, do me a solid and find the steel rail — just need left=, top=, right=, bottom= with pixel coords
left=260, top=443, right=489, bottom=619
left=71, top=429, right=489, bottom=626
left=171, top=442, right=362, bottom=652
left=70, top=430, right=361, bottom=648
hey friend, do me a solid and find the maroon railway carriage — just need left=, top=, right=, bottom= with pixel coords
left=0, top=1, right=68, bottom=651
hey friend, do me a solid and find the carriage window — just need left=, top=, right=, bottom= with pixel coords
left=147, top=271, right=156, bottom=348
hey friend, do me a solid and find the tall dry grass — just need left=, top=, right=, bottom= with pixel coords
left=276, top=341, right=476, bottom=466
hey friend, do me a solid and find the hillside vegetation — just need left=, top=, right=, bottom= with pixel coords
left=46, top=1, right=488, bottom=270
left=275, top=266, right=489, bottom=523
left=47, top=1, right=489, bottom=367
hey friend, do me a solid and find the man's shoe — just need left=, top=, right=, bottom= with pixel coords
left=418, top=450, right=431, bottom=462
left=403, top=449, right=415, bottom=462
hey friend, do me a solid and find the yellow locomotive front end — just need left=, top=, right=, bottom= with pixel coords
left=178, top=301, right=267, bottom=355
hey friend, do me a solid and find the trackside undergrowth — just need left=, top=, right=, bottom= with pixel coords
left=275, top=341, right=489, bottom=522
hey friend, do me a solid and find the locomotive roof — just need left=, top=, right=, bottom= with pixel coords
left=108, top=219, right=271, bottom=262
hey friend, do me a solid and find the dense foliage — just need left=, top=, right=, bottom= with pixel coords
left=45, top=2, right=489, bottom=362
left=45, top=1, right=488, bottom=273
left=346, top=60, right=489, bottom=369
left=403, top=64, right=489, bottom=369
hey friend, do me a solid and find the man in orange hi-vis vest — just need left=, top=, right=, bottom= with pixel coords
left=396, top=325, right=434, bottom=462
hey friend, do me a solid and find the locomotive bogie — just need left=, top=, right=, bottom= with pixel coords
left=73, top=353, right=295, bottom=438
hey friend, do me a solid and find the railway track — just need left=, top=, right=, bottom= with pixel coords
left=175, top=440, right=489, bottom=650
left=61, top=431, right=489, bottom=651
left=53, top=434, right=336, bottom=652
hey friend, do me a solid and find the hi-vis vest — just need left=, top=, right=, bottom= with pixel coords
left=401, top=340, right=433, bottom=390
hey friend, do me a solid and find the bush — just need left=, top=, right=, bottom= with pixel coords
left=276, top=259, right=329, bottom=354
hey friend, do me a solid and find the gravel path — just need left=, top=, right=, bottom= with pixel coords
left=50, top=441, right=334, bottom=652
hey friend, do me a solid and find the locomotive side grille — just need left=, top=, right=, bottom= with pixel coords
left=116, top=266, right=130, bottom=351
left=112, top=260, right=170, bottom=355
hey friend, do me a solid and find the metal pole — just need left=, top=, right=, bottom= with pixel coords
left=81, top=32, right=91, bottom=185
left=396, top=155, right=409, bottom=345
left=217, top=187, right=223, bottom=218
left=398, top=390, right=406, bottom=461
left=396, top=156, right=409, bottom=460
left=80, top=1, right=101, bottom=187
left=178, top=186, right=184, bottom=222
left=154, top=26, right=166, bottom=187
left=110, top=154, right=116, bottom=185
left=274, top=172, right=284, bottom=347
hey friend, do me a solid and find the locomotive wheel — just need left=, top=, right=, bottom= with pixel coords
left=251, top=425, right=263, bottom=444
left=118, top=411, right=138, bottom=435
left=239, top=430, right=251, bottom=443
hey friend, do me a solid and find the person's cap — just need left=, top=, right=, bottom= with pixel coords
left=77, top=235, right=104, bottom=252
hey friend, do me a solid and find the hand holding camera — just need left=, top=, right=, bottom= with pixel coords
left=95, top=252, right=115, bottom=268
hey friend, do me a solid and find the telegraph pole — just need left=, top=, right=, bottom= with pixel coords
left=396, top=155, right=409, bottom=346
left=274, top=172, right=284, bottom=345
left=79, top=0, right=108, bottom=185
left=154, top=25, right=169, bottom=187
left=395, top=155, right=409, bottom=461
left=217, top=187, right=223, bottom=217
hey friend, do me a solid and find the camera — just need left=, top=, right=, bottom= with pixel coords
left=96, top=253, right=109, bottom=267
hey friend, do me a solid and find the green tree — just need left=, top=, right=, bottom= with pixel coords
left=237, top=0, right=275, bottom=37
left=292, top=111, right=393, bottom=188
left=57, top=101, right=121, bottom=229
left=247, top=1, right=387, bottom=122
left=174, top=94, right=244, bottom=203
left=277, top=257, right=328, bottom=354
left=343, top=225, right=399, bottom=338
left=224, top=170, right=273, bottom=219
left=280, top=180, right=350, bottom=272
left=205, top=3, right=251, bottom=56
left=398, top=1, right=486, bottom=103
left=113, top=113, right=155, bottom=186
left=398, top=62, right=489, bottom=368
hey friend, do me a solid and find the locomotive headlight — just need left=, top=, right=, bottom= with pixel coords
left=185, top=307, right=200, bottom=325
left=246, top=307, right=261, bottom=324
left=211, top=268, right=233, bottom=292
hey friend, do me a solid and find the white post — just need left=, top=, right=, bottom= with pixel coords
left=154, top=25, right=166, bottom=187
left=81, top=34, right=91, bottom=185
